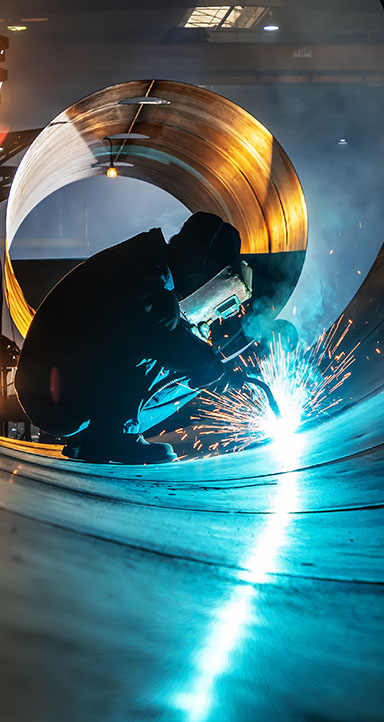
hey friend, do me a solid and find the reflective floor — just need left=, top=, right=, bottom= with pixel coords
left=0, top=390, right=383, bottom=722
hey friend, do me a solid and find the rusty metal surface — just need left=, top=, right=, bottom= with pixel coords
left=5, top=80, right=307, bottom=337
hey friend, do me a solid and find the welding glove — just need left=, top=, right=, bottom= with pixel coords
left=210, top=367, right=247, bottom=394
left=189, top=363, right=246, bottom=394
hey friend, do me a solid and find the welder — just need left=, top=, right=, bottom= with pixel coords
left=15, top=212, right=252, bottom=464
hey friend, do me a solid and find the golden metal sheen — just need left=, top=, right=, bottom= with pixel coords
left=5, top=79, right=308, bottom=337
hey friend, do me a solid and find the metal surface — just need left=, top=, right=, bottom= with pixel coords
left=322, top=242, right=384, bottom=411
left=0, top=389, right=383, bottom=722
left=0, top=9, right=383, bottom=721
left=4, top=80, right=307, bottom=337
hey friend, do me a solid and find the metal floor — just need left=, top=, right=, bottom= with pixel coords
left=1, top=246, right=384, bottom=722
left=0, top=387, right=383, bottom=722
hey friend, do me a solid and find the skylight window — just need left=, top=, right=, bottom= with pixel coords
left=182, top=6, right=268, bottom=30
left=222, top=6, right=267, bottom=29
left=183, top=7, right=235, bottom=28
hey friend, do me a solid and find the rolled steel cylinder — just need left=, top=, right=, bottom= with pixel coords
left=5, top=79, right=308, bottom=337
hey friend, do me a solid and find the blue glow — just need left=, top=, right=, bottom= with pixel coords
left=172, top=431, right=302, bottom=721
left=171, top=320, right=358, bottom=718
left=196, top=318, right=358, bottom=456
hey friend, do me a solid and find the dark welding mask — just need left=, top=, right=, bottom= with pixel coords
left=179, top=261, right=253, bottom=341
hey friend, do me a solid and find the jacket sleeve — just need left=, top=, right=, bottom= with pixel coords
left=130, top=306, right=224, bottom=386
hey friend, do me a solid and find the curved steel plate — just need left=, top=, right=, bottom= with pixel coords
left=5, top=80, right=308, bottom=336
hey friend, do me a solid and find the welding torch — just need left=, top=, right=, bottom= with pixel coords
left=241, top=373, right=281, bottom=418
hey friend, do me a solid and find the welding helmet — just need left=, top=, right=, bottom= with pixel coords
left=168, top=212, right=243, bottom=299
left=179, top=261, right=253, bottom=341
left=171, top=212, right=252, bottom=340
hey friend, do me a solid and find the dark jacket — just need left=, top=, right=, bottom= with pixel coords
left=15, top=228, right=222, bottom=431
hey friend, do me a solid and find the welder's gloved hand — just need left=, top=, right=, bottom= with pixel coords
left=188, top=357, right=224, bottom=391
left=189, top=362, right=246, bottom=394
left=210, top=368, right=247, bottom=395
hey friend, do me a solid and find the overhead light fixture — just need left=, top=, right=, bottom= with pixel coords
left=106, top=164, right=118, bottom=178
left=7, top=25, right=27, bottom=32
left=108, top=133, right=149, bottom=140
left=92, top=161, right=133, bottom=169
left=263, top=11, right=279, bottom=32
left=338, top=138, right=348, bottom=145
left=104, top=137, right=118, bottom=178
left=119, top=97, right=170, bottom=106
